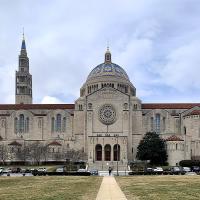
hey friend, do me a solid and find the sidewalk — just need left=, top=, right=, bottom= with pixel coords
left=96, top=176, right=127, bottom=200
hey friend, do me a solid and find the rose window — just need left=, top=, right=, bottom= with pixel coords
left=99, top=104, right=116, bottom=125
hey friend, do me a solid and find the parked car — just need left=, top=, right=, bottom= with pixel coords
left=191, top=166, right=200, bottom=172
left=145, top=167, right=153, bottom=172
left=56, top=168, right=64, bottom=172
left=3, top=168, right=12, bottom=173
left=11, top=167, right=21, bottom=173
left=37, top=167, right=47, bottom=172
left=90, top=169, right=98, bottom=175
left=170, top=166, right=181, bottom=173
left=153, top=167, right=163, bottom=172
left=77, top=168, right=87, bottom=172
left=182, top=167, right=191, bottom=172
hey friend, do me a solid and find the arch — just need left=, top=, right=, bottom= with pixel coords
left=19, top=114, right=24, bottom=133
left=51, top=117, right=55, bottom=132
left=104, top=144, right=111, bottom=161
left=155, top=114, right=161, bottom=134
left=88, top=103, right=92, bottom=109
left=14, top=117, right=18, bottom=133
left=25, top=117, right=29, bottom=133
left=95, top=144, right=102, bottom=161
left=62, top=117, right=66, bottom=132
left=113, top=144, right=120, bottom=161
left=184, top=126, right=187, bottom=135
left=56, top=114, right=62, bottom=132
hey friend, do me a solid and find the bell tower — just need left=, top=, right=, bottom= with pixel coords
left=15, top=33, right=32, bottom=104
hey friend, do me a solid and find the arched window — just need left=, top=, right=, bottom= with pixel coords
left=14, top=117, right=18, bottom=133
left=88, top=103, right=92, bottom=109
left=151, top=117, right=154, bottom=131
left=184, top=126, right=187, bottom=135
left=95, top=144, right=102, bottom=161
left=25, top=117, right=29, bottom=133
left=51, top=117, right=55, bottom=132
left=56, top=114, right=62, bottom=132
left=104, top=144, right=111, bottom=161
left=62, top=117, right=66, bottom=132
left=19, top=114, right=24, bottom=133
left=113, top=144, right=120, bottom=161
left=155, top=114, right=160, bottom=134
left=163, top=117, right=166, bottom=131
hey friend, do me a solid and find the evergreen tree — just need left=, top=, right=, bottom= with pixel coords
left=136, top=132, right=168, bottom=165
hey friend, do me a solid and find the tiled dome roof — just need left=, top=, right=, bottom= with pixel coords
left=87, top=62, right=130, bottom=81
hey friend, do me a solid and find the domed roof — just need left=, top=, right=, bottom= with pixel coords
left=87, top=47, right=129, bottom=81
left=87, top=62, right=130, bottom=81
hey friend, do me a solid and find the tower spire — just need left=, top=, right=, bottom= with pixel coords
left=16, top=33, right=32, bottom=104
left=104, top=43, right=112, bottom=63
left=21, top=28, right=26, bottom=50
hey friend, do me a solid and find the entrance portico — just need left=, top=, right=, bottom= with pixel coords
left=88, top=136, right=128, bottom=170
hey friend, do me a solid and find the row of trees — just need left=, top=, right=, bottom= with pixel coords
left=0, top=142, right=87, bottom=165
left=1, top=132, right=168, bottom=166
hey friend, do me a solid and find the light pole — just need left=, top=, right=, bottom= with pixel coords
left=116, top=135, right=119, bottom=176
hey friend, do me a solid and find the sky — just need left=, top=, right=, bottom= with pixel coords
left=0, top=0, right=200, bottom=104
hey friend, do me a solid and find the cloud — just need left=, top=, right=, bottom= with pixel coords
left=41, top=96, right=64, bottom=104
left=158, top=40, right=200, bottom=91
left=0, top=0, right=200, bottom=104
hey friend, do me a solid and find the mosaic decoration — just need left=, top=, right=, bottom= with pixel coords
left=87, top=63, right=129, bottom=81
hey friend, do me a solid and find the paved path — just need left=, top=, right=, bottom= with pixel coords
left=96, top=176, right=127, bottom=200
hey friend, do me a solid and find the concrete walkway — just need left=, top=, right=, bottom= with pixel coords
left=96, top=176, right=127, bottom=200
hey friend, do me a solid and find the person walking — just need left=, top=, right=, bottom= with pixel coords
left=108, top=166, right=112, bottom=176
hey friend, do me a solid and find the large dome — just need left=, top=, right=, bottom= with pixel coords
left=87, top=62, right=130, bottom=82
left=80, top=48, right=136, bottom=97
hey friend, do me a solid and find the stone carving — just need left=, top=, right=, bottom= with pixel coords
left=99, top=104, right=116, bottom=125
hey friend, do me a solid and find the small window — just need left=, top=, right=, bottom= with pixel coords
left=88, top=103, right=92, bottom=109
left=124, top=103, right=128, bottom=110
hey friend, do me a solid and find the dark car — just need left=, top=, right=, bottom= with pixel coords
left=11, top=167, right=21, bottom=173
left=192, top=166, right=200, bottom=172
left=90, top=169, right=98, bottom=176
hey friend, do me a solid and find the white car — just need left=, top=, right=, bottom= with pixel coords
left=77, top=168, right=87, bottom=172
left=182, top=167, right=191, bottom=172
left=3, top=168, right=12, bottom=173
left=56, top=168, right=64, bottom=172
left=37, top=167, right=47, bottom=172
left=153, top=167, right=163, bottom=172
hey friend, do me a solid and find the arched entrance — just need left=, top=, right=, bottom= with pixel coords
left=104, top=144, right=111, bottom=161
left=95, top=144, right=102, bottom=161
left=113, top=144, right=120, bottom=161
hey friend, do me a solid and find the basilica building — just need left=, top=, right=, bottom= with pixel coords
left=0, top=36, right=200, bottom=169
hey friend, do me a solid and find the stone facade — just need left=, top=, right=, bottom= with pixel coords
left=0, top=39, right=200, bottom=169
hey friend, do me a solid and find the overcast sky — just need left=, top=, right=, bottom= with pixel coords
left=0, top=0, right=200, bottom=104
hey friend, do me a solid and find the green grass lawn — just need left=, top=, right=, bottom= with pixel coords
left=116, top=175, right=200, bottom=200
left=0, top=176, right=102, bottom=200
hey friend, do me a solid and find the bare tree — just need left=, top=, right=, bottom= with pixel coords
left=41, top=145, right=49, bottom=163
left=29, top=142, right=44, bottom=165
left=64, top=149, right=87, bottom=162
left=15, top=145, right=30, bottom=164
left=0, top=143, right=8, bottom=165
